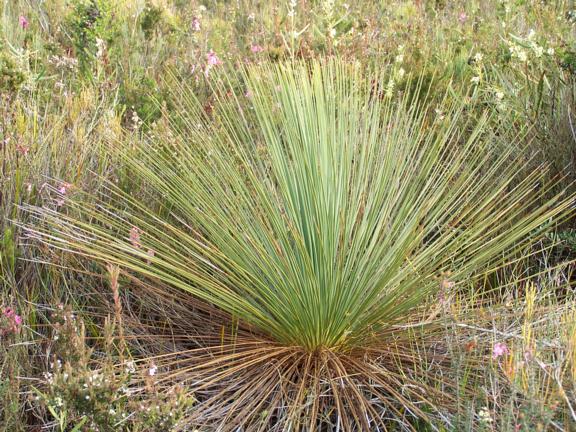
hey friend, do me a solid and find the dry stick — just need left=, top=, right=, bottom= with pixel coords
left=451, top=322, right=563, bottom=349
left=107, top=263, right=126, bottom=361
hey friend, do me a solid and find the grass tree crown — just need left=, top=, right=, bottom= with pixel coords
left=24, top=60, right=574, bottom=353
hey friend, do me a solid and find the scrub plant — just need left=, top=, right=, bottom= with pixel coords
left=34, top=304, right=194, bottom=431
left=23, top=61, right=575, bottom=430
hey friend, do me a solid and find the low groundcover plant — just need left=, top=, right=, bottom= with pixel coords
left=23, top=60, right=574, bottom=430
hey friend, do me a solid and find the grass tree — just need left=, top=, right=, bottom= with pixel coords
left=23, top=60, right=574, bottom=430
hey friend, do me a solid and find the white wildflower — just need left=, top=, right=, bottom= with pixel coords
left=478, top=406, right=493, bottom=423
left=125, top=361, right=136, bottom=374
left=148, top=364, right=158, bottom=376
left=96, top=38, right=106, bottom=59
left=533, top=45, right=543, bottom=58
left=517, top=49, right=528, bottom=62
left=385, top=78, right=395, bottom=98
left=434, top=108, right=445, bottom=121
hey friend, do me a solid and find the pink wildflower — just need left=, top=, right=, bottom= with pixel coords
left=56, top=183, right=71, bottom=206
left=458, top=12, right=467, bottom=23
left=129, top=226, right=142, bottom=249
left=146, top=248, right=155, bottom=264
left=492, top=342, right=509, bottom=359
left=192, top=17, right=201, bottom=31
left=250, top=44, right=264, bottom=54
left=1, top=307, right=22, bottom=335
left=19, top=15, right=29, bottom=30
left=207, top=50, right=222, bottom=66
left=438, top=278, right=454, bottom=306
left=16, top=144, right=29, bottom=156
left=57, top=182, right=72, bottom=194
left=204, top=50, right=223, bottom=77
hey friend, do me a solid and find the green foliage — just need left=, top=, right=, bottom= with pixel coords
left=140, top=4, right=164, bottom=40
left=2, top=0, right=576, bottom=429
left=139, top=2, right=177, bottom=41
left=65, top=0, right=118, bottom=75
left=22, top=60, right=576, bottom=427
left=24, top=61, right=573, bottom=353
left=0, top=226, right=17, bottom=276
left=36, top=305, right=194, bottom=431
left=556, top=230, right=576, bottom=250
left=120, top=76, right=163, bottom=126
left=0, top=49, right=24, bottom=92
left=559, top=48, right=576, bottom=75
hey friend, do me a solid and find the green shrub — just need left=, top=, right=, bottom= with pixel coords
left=0, top=49, right=24, bottom=92
left=119, top=76, right=163, bottom=127
left=35, top=304, right=194, bottom=431
left=65, top=0, right=118, bottom=75
left=140, top=4, right=163, bottom=40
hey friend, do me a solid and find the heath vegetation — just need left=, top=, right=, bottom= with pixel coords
left=1, top=1, right=575, bottom=431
